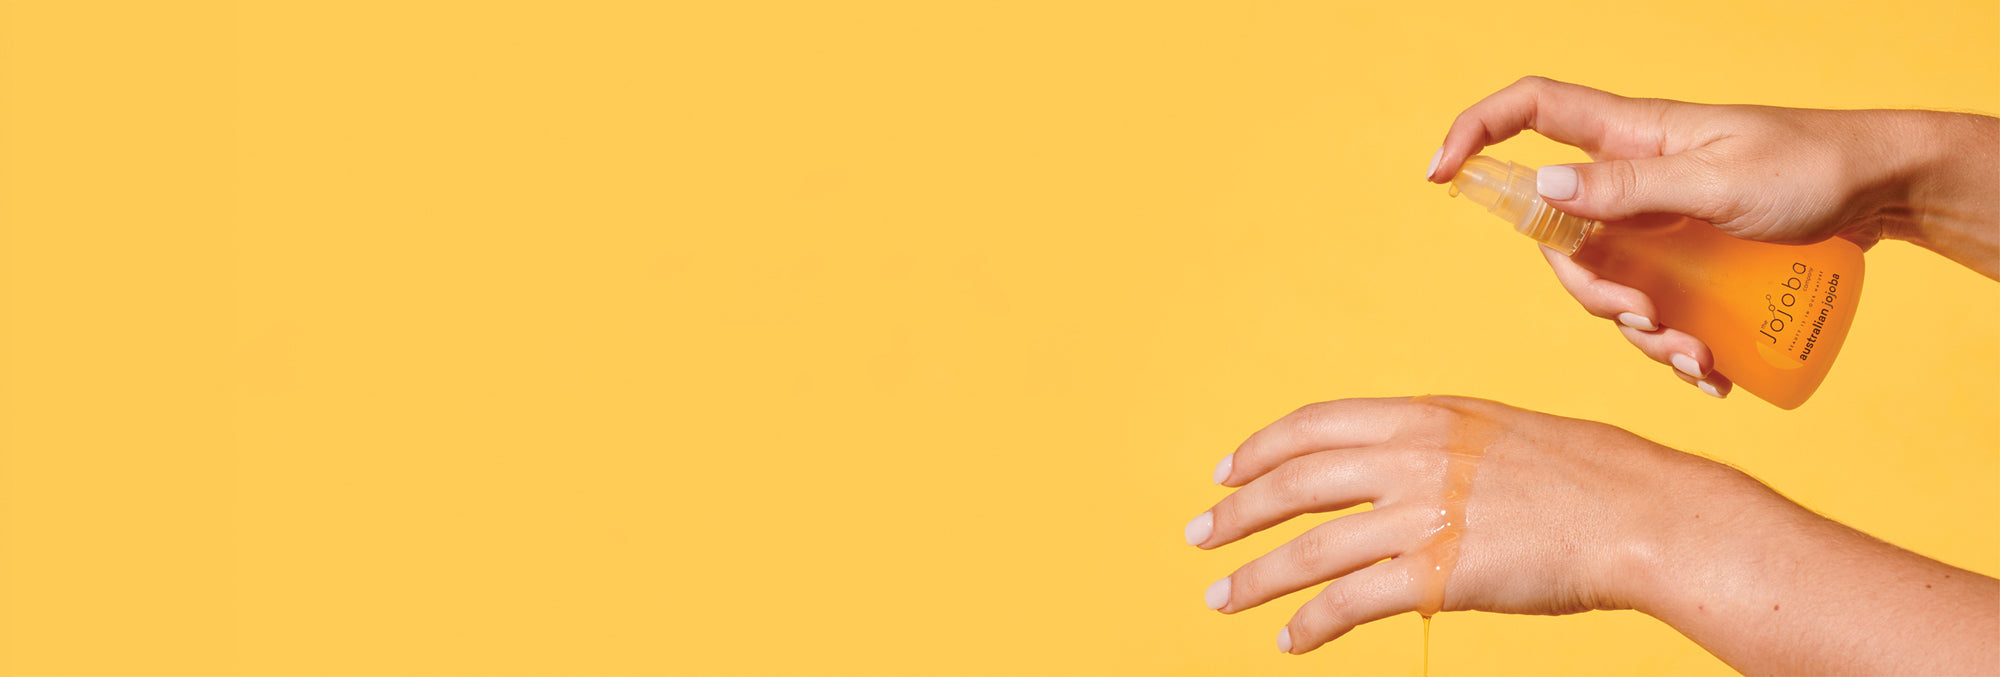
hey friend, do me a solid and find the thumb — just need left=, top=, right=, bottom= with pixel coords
left=1534, top=155, right=1724, bottom=224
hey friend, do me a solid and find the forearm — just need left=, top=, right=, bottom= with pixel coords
left=1629, top=473, right=2000, bottom=675
left=1889, top=111, right=2000, bottom=279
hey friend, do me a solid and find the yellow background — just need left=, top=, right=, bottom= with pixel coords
left=3, top=1, right=1995, bottom=674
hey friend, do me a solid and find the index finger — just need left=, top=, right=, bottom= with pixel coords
left=1538, top=242, right=1660, bottom=325
left=1427, top=76, right=1663, bottom=183
left=1220, top=398, right=1415, bottom=488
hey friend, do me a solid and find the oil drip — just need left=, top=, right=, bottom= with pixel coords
left=1405, top=396, right=1498, bottom=676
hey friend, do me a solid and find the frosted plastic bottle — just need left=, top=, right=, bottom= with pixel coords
left=1447, top=155, right=1865, bottom=409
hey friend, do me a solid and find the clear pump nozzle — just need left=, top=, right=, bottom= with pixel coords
left=1448, top=155, right=1595, bottom=254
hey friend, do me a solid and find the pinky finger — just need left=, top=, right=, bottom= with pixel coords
left=1281, top=558, right=1418, bottom=655
left=1672, top=368, right=1734, bottom=399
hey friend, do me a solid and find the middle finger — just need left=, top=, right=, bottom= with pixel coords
left=1191, top=445, right=1403, bottom=550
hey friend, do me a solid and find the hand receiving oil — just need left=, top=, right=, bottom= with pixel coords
left=1424, top=77, right=1998, bottom=399
left=1185, top=396, right=1692, bottom=653
left=1188, top=395, right=1999, bottom=673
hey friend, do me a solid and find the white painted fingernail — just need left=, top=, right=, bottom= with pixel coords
left=1698, top=380, right=1723, bottom=398
left=1616, top=312, right=1656, bottom=332
left=1426, top=147, right=1443, bottom=180
left=1672, top=353, right=1703, bottom=378
left=1212, top=453, right=1234, bottom=485
left=1184, top=512, right=1213, bottom=546
left=1205, top=577, right=1232, bottom=610
left=1277, top=626, right=1293, bottom=653
left=1538, top=164, right=1579, bottom=200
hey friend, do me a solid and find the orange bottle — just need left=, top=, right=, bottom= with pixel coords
left=1447, top=155, right=1865, bottom=409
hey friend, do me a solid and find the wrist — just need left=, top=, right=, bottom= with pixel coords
left=1606, top=457, right=1789, bottom=618
left=1878, top=111, right=2000, bottom=276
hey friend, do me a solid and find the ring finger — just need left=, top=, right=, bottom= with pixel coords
left=1209, top=504, right=1426, bottom=614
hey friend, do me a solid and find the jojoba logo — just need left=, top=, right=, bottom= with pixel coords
left=1758, top=262, right=1808, bottom=345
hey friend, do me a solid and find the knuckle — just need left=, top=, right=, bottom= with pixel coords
left=1286, top=401, right=1335, bottom=440
left=1289, top=528, right=1335, bottom=574
left=1301, top=591, right=1353, bottom=640
left=1406, top=397, right=1465, bottom=430
left=1512, top=75, right=1551, bottom=91
left=1604, top=158, right=1643, bottom=204
left=1564, top=278, right=1611, bottom=309
left=1319, top=583, right=1357, bottom=616
left=1287, top=614, right=1321, bottom=648
left=1388, top=443, right=1434, bottom=483
left=1576, top=287, right=1624, bottom=318
left=1608, top=285, right=1651, bottom=316
left=1227, top=569, right=1260, bottom=606
left=1447, top=107, right=1479, bottom=134
left=1269, top=462, right=1314, bottom=504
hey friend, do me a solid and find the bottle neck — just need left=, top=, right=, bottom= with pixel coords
left=1519, top=202, right=1598, bottom=255
left=1446, top=156, right=1600, bottom=254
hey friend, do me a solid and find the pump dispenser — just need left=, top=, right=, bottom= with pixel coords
left=1447, top=155, right=1866, bottom=409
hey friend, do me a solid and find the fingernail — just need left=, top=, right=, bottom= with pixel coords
left=1277, top=626, right=1293, bottom=653
left=1538, top=164, right=1579, bottom=200
left=1672, top=353, right=1704, bottom=378
left=1205, top=577, right=1231, bottom=610
left=1616, top=312, right=1656, bottom=332
left=1698, top=380, right=1724, bottom=398
left=1426, top=147, right=1443, bottom=181
left=1184, top=512, right=1213, bottom=546
left=1212, top=453, right=1234, bottom=485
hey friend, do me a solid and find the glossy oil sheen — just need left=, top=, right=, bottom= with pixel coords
left=1407, top=396, right=1500, bottom=676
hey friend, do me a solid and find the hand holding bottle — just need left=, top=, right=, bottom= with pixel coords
left=1425, top=77, right=1999, bottom=398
